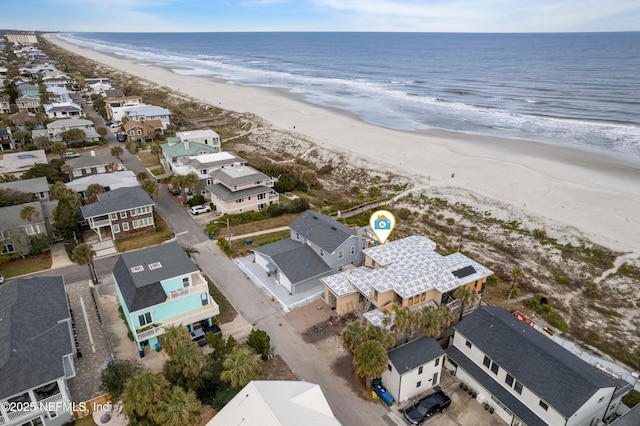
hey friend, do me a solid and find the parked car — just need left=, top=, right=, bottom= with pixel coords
left=116, top=132, right=127, bottom=142
left=190, top=205, right=211, bottom=215
left=168, top=184, right=180, bottom=195
left=403, top=390, right=451, bottom=425
left=190, top=328, right=207, bottom=347
left=62, top=152, right=80, bottom=159
left=0, top=275, right=4, bottom=284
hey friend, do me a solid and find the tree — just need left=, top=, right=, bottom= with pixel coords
left=220, top=346, right=259, bottom=389
left=111, top=145, right=124, bottom=160
left=341, top=321, right=367, bottom=354
left=61, top=164, right=73, bottom=177
left=60, top=128, right=86, bottom=145
left=508, top=268, right=525, bottom=302
left=108, top=162, right=119, bottom=172
left=20, top=205, right=40, bottom=222
left=100, top=359, right=143, bottom=399
left=21, top=161, right=68, bottom=184
left=85, top=183, right=105, bottom=203
left=52, top=196, right=79, bottom=240
left=169, top=174, right=184, bottom=195
left=136, top=170, right=151, bottom=183
left=274, top=173, right=296, bottom=192
left=247, top=329, right=271, bottom=360
left=365, top=324, right=396, bottom=350
left=71, top=243, right=98, bottom=284
left=207, top=334, right=237, bottom=360
left=164, top=343, right=207, bottom=391
left=0, top=188, right=36, bottom=207
left=159, top=326, right=191, bottom=358
left=181, top=173, right=199, bottom=196
left=122, top=371, right=170, bottom=424
left=285, top=197, right=310, bottom=213
left=392, top=305, right=415, bottom=343
left=12, top=129, right=29, bottom=148
left=28, top=234, right=50, bottom=256
left=155, top=386, right=200, bottom=426
left=182, top=246, right=200, bottom=259
left=51, top=142, right=67, bottom=160
left=49, top=181, right=80, bottom=205
left=141, top=179, right=159, bottom=199
left=150, top=142, right=163, bottom=163
left=454, top=286, right=480, bottom=322
left=96, top=127, right=108, bottom=138
left=418, top=305, right=455, bottom=338
left=353, top=340, right=388, bottom=389
left=299, top=169, right=318, bottom=188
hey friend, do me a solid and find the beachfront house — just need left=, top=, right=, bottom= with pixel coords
left=0, top=177, right=50, bottom=200
left=381, top=337, right=445, bottom=403
left=252, top=210, right=368, bottom=295
left=205, top=166, right=278, bottom=214
left=445, top=306, right=632, bottom=426
left=80, top=186, right=155, bottom=242
left=44, top=102, right=85, bottom=119
left=104, top=96, right=143, bottom=121
left=0, top=276, right=77, bottom=426
left=122, top=119, right=165, bottom=141
left=169, top=151, right=246, bottom=199
left=321, top=235, right=493, bottom=321
left=121, top=105, right=172, bottom=126
left=0, top=201, right=48, bottom=256
left=2, top=150, right=48, bottom=176
left=64, top=155, right=122, bottom=181
left=42, top=75, right=74, bottom=88
left=112, top=242, right=220, bottom=351
left=160, top=130, right=222, bottom=173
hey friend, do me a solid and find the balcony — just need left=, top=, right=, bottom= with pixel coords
left=168, top=282, right=207, bottom=300
left=90, top=217, right=111, bottom=228
left=136, top=302, right=220, bottom=341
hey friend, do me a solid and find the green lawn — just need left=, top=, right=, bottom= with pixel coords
left=227, top=213, right=300, bottom=236
left=229, top=230, right=290, bottom=257
left=0, top=255, right=51, bottom=278
left=115, top=213, right=173, bottom=252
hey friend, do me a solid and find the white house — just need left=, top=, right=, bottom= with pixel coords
left=382, top=337, right=445, bottom=403
left=44, top=102, right=85, bottom=119
left=445, top=306, right=632, bottom=426
left=119, top=105, right=172, bottom=125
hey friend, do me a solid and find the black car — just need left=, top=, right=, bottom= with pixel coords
left=403, top=390, right=451, bottom=425
left=116, top=132, right=127, bottom=142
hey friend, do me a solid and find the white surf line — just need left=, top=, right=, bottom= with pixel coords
left=80, top=296, right=96, bottom=353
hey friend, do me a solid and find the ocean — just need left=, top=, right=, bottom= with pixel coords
left=57, top=32, right=640, bottom=157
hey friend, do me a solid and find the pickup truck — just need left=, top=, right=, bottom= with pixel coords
left=403, top=390, right=451, bottom=425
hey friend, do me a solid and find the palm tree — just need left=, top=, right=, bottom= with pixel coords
left=168, top=344, right=207, bottom=390
left=107, top=162, right=119, bottom=172
left=141, top=179, right=159, bottom=199
left=159, top=326, right=191, bottom=357
left=508, top=268, right=525, bottom=302
left=170, top=174, right=184, bottom=195
left=418, top=305, right=455, bottom=338
left=155, top=386, right=200, bottom=426
left=61, top=164, right=73, bottom=178
left=181, top=172, right=199, bottom=197
left=110, top=145, right=124, bottom=160
left=341, top=321, right=367, bottom=353
left=136, top=170, right=151, bottom=183
left=364, top=324, right=396, bottom=350
left=51, top=142, right=67, bottom=160
left=122, top=371, right=170, bottom=423
left=454, top=286, right=480, bottom=322
left=71, top=243, right=98, bottom=284
left=353, top=340, right=388, bottom=389
left=85, top=183, right=105, bottom=203
left=20, top=205, right=39, bottom=222
left=392, top=305, right=415, bottom=343
left=150, top=142, right=163, bottom=163
left=220, top=346, right=260, bottom=389
left=183, top=246, right=200, bottom=259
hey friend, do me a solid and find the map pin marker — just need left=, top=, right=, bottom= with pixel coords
left=369, top=210, right=396, bottom=244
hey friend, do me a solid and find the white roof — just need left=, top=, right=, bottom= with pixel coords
left=47, top=118, right=94, bottom=129
left=44, top=102, right=82, bottom=111
left=66, top=171, right=137, bottom=193
left=322, top=235, right=493, bottom=299
left=124, top=105, right=171, bottom=116
left=187, top=152, right=236, bottom=163
left=2, top=150, right=48, bottom=173
left=207, top=381, right=341, bottom=426
left=177, top=129, right=219, bottom=141
left=47, top=86, right=69, bottom=95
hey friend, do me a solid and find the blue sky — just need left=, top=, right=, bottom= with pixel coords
left=1, top=0, right=639, bottom=32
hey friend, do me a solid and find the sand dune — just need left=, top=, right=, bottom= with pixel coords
left=45, top=34, right=640, bottom=254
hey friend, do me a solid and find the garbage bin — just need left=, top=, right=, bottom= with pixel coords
left=208, top=232, right=214, bottom=240
left=138, top=348, right=145, bottom=358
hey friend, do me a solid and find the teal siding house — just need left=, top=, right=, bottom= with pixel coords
left=112, top=242, right=219, bottom=351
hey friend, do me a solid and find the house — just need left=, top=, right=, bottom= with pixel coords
left=207, top=381, right=340, bottom=426
left=32, top=118, right=100, bottom=143
left=17, top=83, right=39, bottom=97
left=382, top=337, right=446, bottom=403
left=104, top=96, right=143, bottom=121
left=5, top=33, right=39, bottom=44
left=0, top=276, right=77, bottom=426
left=103, top=89, right=125, bottom=98
left=42, top=75, right=74, bottom=88
left=170, top=151, right=246, bottom=198
left=0, top=97, right=10, bottom=114
left=122, top=105, right=172, bottom=125
left=44, top=102, right=85, bottom=119
left=0, top=127, right=15, bottom=151
left=15, top=95, right=40, bottom=113
left=8, top=110, right=37, bottom=128
left=160, top=137, right=222, bottom=173
left=1, top=150, right=48, bottom=176
left=112, top=242, right=220, bottom=350
left=445, top=306, right=632, bottom=426
left=176, top=129, right=221, bottom=150
left=46, top=86, right=70, bottom=103
left=84, top=78, right=110, bottom=86
left=205, top=166, right=278, bottom=214
left=252, top=210, right=368, bottom=295
left=321, top=235, right=493, bottom=319
left=122, top=119, right=165, bottom=142
left=66, top=171, right=138, bottom=199
left=80, top=186, right=154, bottom=241
left=0, top=177, right=50, bottom=200
left=64, top=155, right=122, bottom=181
left=0, top=202, right=47, bottom=256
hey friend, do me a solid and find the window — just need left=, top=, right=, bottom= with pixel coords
left=416, top=381, right=422, bottom=388
left=491, top=362, right=499, bottom=375
left=539, top=401, right=548, bottom=411
left=337, top=265, right=343, bottom=272
left=97, top=166, right=106, bottom=173
left=514, top=381, right=523, bottom=395
left=122, top=222, right=129, bottom=231
left=388, top=364, right=392, bottom=372
left=257, top=193, right=266, bottom=200
left=110, top=213, right=118, bottom=220
left=112, top=224, right=120, bottom=233
left=120, top=211, right=127, bottom=219
left=465, top=340, right=472, bottom=349
left=338, top=250, right=344, bottom=259
left=418, top=366, right=423, bottom=374
left=320, top=249, right=324, bottom=256
left=483, top=356, right=491, bottom=368
left=207, top=178, right=212, bottom=185
left=435, top=357, right=440, bottom=367
left=351, top=246, right=355, bottom=255
left=138, top=312, right=152, bottom=326
left=2, top=244, right=15, bottom=254
left=25, top=224, right=36, bottom=235
left=235, top=198, right=245, bottom=203
left=72, top=169, right=82, bottom=177
left=362, top=241, right=366, bottom=249
left=201, top=169, right=207, bottom=175
left=201, top=293, right=208, bottom=306
left=182, top=277, right=189, bottom=288
left=296, top=233, right=300, bottom=240
left=505, top=374, right=514, bottom=387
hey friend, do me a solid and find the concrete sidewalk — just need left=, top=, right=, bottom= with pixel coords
left=50, top=243, right=74, bottom=269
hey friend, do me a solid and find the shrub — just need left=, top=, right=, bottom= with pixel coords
left=217, top=238, right=232, bottom=255
left=285, top=197, right=310, bottom=213
left=247, top=329, right=271, bottom=360
left=100, top=359, right=143, bottom=398
left=446, top=217, right=455, bottom=225
left=187, top=194, right=205, bottom=207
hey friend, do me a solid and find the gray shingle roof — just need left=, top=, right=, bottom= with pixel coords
left=254, top=240, right=332, bottom=285
left=290, top=210, right=355, bottom=253
left=113, top=242, right=198, bottom=312
left=0, top=201, right=44, bottom=230
left=211, top=166, right=270, bottom=187
left=206, top=183, right=273, bottom=202
left=0, top=276, right=74, bottom=400
left=0, top=177, right=48, bottom=194
left=66, top=155, right=119, bottom=169
left=388, top=337, right=444, bottom=375
left=80, top=186, right=153, bottom=219
left=454, top=306, right=622, bottom=417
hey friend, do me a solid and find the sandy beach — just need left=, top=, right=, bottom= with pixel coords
left=45, top=34, right=640, bottom=254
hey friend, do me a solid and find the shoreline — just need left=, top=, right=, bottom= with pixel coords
left=44, top=34, right=640, bottom=254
